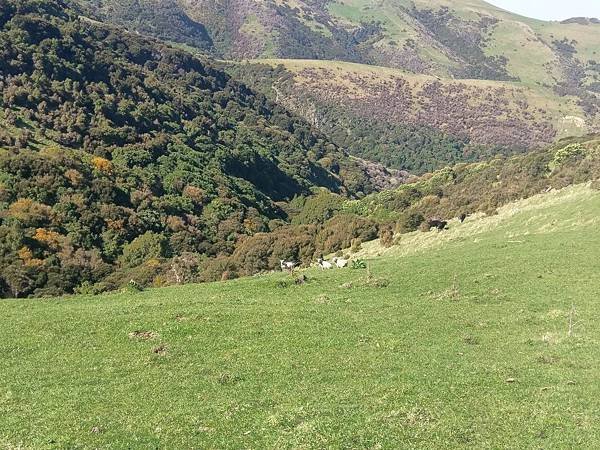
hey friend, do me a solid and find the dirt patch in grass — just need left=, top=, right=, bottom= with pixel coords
left=152, top=344, right=168, bottom=356
left=314, top=294, right=331, bottom=304
left=128, top=330, right=158, bottom=340
left=341, top=276, right=390, bottom=289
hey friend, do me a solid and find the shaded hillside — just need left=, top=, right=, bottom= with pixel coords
left=200, top=135, right=600, bottom=283
left=71, top=0, right=214, bottom=51
left=0, top=0, right=380, bottom=298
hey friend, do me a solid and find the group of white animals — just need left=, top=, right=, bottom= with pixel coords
left=279, top=257, right=349, bottom=272
left=317, top=257, right=348, bottom=270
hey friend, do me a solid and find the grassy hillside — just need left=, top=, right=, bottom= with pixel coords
left=2, top=183, right=600, bottom=448
left=76, top=0, right=600, bottom=83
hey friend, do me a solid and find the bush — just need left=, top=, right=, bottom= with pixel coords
left=397, top=212, right=425, bottom=233
left=550, top=143, right=585, bottom=170
left=315, top=214, right=378, bottom=255
left=291, top=191, right=344, bottom=225
left=119, top=232, right=168, bottom=268
left=352, top=259, right=367, bottom=269
left=379, top=224, right=394, bottom=247
left=198, top=256, right=237, bottom=282
left=419, top=221, right=432, bottom=232
left=74, top=281, right=109, bottom=296
left=351, top=238, right=362, bottom=253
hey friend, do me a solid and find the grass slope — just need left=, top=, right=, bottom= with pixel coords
left=1, top=184, right=600, bottom=448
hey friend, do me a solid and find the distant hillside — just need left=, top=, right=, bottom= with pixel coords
left=75, top=0, right=600, bottom=85
left=227, top=59, right=572, bottom=172
left=74, top=0, right=600, bottom=170
left=219, top=135, right=600, bottom=283
left=0, top=0, right=392, bottom=298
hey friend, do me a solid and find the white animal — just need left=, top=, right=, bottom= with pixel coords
left=280, top=259, right=296, bottom=272
left=333, top=257, right=348, bottom=268
left=317, top=258, right=333, bottom=270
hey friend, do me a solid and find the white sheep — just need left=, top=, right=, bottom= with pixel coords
left=333, top=257, right=348, bottom=268
left=280, top=259, right=296, bottom=272
left=317, top=258, right=333, bottom=270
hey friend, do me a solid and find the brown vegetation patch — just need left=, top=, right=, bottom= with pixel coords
left=128, top=330, right=158, bottom=340
left=152, top=344, right=168, bottom=356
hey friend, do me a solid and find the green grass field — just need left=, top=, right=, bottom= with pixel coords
left=2, top=184, right=600, bottom=448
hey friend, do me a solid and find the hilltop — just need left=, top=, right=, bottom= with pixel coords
left=74, top=0, right=600, bottom=82
left=1, top=181, right=599, bottom=447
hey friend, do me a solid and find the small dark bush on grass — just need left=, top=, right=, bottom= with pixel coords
left=397, top=212, right=425, bottom=233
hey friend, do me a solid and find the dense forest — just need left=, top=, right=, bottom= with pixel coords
left=1, top=0, right=599, bottom=299
left=70, top=0, right=214, bottom=51
left=0, top=0, right=378, bottom=298
left=205, top=135, right=600, bottom=283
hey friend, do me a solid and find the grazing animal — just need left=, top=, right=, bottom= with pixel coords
left=317, top=258, right=333, bottom=270
left=427, top=219, right=448, bottom=231
left=333, top=257, right=349, bottom=268
left=459, top=213, right=468, bottom=223
left=280, top=259, right=296, bottom=272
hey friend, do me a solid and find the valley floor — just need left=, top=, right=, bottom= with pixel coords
left=1, top=185, right=600, bottom=448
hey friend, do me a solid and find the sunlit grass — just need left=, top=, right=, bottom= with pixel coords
left=1, top=184, right=600, bottom=448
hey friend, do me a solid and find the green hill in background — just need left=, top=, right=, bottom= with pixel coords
left=1, top=0, right=599, bottom=300
left=0, top=0, right=388, bottom=298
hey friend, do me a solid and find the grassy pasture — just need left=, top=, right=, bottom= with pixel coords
left=1, top=184, right=600, bottom=448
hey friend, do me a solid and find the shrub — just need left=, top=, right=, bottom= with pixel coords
left=119, top=232, right=168, bottom=268
left=550, top=143, right=585, bottom=170
left=291, top=191, right=344, bottom=225
left=198, top=256, right=237, bottom=282
left=124, top=279, right=144, bottom=293
left=419, top=221, right=432, bottom=232
left=74, top=281, right=109, bottom=296
left=315, top=214, right=378, bottom=255
left=352, top=259, right=367, bottom=269
left=397, top=212, right=425, bottom=233
left=379, top=225, right=394, bottom=247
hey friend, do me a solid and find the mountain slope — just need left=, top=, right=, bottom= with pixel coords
left=227, top=59, right=576, bottom=172
left=0, top=0, right=389, bottom=297
left=79, top=0, right=597, bottom=178
left=73, top=0, right=600, bottom=169
left=76, top=0, right=600, bottom=84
